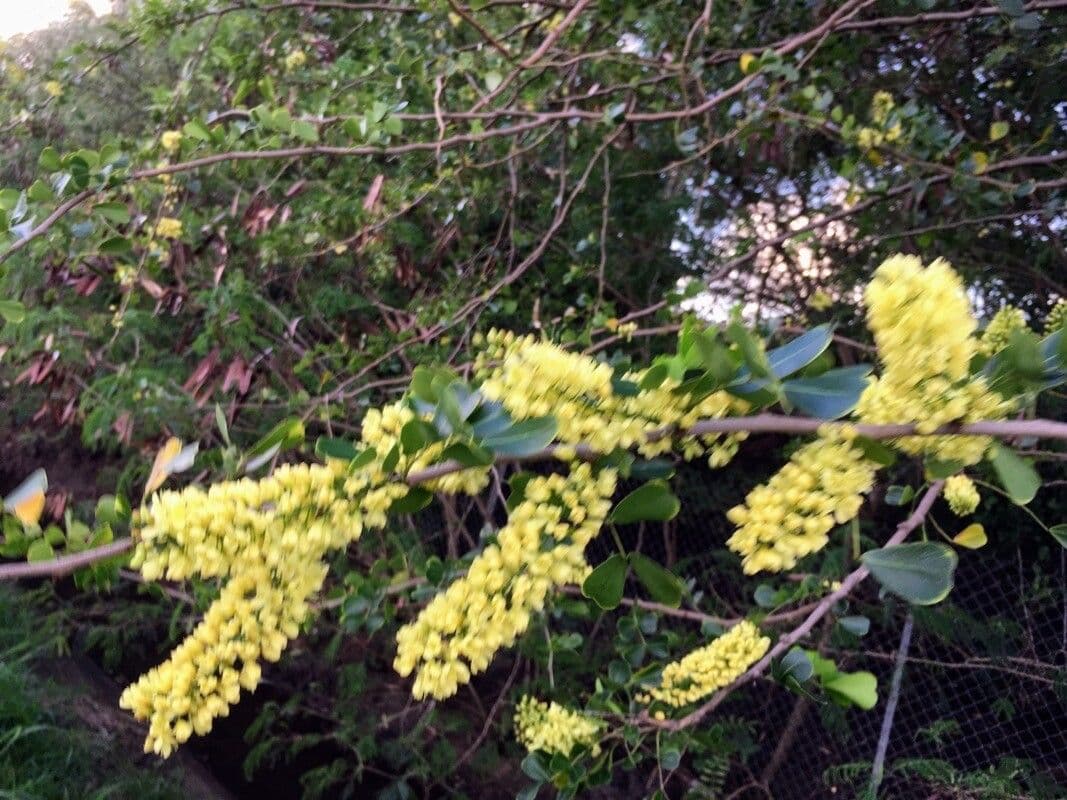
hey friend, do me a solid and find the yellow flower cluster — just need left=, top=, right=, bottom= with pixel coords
left=514, top=695, right=603, bottom=757
left=44, top=80, right=63, bottom=97
left=124, top=457, right=408, bottom=756
left=856, top=92, right=904, bottom=151
left=870, top=91, right=895, bottom=126
left=725, top=426, right=876, bottom=574
left=476, top=330, right=748, bottom=468
left=161, top=130, right=183, bottom=154
left=285, top=50, right=307, bottom=70
left=639, top=621, right=769, bottom=708
left=1046, top=299, right=1067, bottom=334
left=979, top=306, right=1027, bottom=356
left=944, top=474, right=980, bottom=516
left=154, top=217, right=183, bottom=239
left=855, top=255, right=1012, bottom=465
left=393, top=464, right=616, bottom=700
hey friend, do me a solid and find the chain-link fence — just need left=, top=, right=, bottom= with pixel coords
left=414, top=449, right=1067, bottom=799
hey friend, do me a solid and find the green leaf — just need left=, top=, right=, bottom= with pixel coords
left=838, top=615, right=870, bottom=637
left=726, top=321, right=773, bottom=383
left=884, top=485, right=914, bottom=506
left=291, top=119, right=319, bottom=143
left=629, top=553, right=683, bottom=607
left=26, top=539, right=55, bottom=562
left=823, top=671, right=878, bottom=710
left=215, top=404, right=230, bottom=446
left=94, top=202, right=130, bottom=224
left=381, top=443, right=401, bottom=473
left=482, top=416, right=557, bottom=457
left=244, top=418, right=304, bottom=472
left=658, top=748, right=681, bottom=771
left=861, top=542, right=958, bottom=605
left=506, top=472, right=533, bottom=511
left=854, top=435, right=896, bottom=467
left=630, top=459, right=675, bottom=481
left=315, top=437, right=358, bottom=461
left=782, top=365, right=871, bottom=419
left=1048, top=524, right=1067, bottom=548
left=182, top=119, right=212, bottom=142
left=424, top=556, right=444, bottom=584
left=989, top=121, right=1009, bottom=142
left=640, top=362, right=669, bottom=390
left=751, top=324, right=833, bottom=381
left=99, top=236, right=132, bottom=254
left=389, top=487, right=433, bottom=514
left=349, top=448, right=377, bottom=471
left=521, top=753, right=550, bottom=783
left=753, top=584, right=778, bottom=608
left=609, top=480, right=679, bottom=524
left=989, top=444, right=1040, bottom=505
left=582, top=554, right=627, bottom=610
left=777, top=647, right=814, bottom=684
left=400, top=419, right=435, bottom=454
left=38, top=146, right=61, bottom=171
left=924, top=458, right=965, bottom=480
left=0, top=300, right=26, bottom=324
left=410, top=366, right=437, bottom=403
left=440, top=441, right=493, bottom=467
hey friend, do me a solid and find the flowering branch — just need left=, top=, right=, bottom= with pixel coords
left=649, top=480, right=945, bottom=732
left=2, top=413, right=1063, bottom=582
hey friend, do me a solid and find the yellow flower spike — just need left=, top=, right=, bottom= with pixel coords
left=160, top=130, right=183, bottom=154
left=1045, top=298, right=1067, bottom=334
left=642, top=620, right=770, bottom=708
left=726, top=428, right=876, bottom=574
left=856, top=255, right=1013, bottom=465
left=154, top=217, right=183, bottom=239
left=3, top=468, right=48, bottom=527
left=944, top=474, right=980, bottom=516
left=514, top=695, right=603, bottom=757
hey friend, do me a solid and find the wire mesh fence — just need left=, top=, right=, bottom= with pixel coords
left=415, top=452, right=1067, bottom=799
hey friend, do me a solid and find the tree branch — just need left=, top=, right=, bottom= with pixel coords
left=650, top=481, right=944, bottom=732
left=5, top=410, right=1065, bottom=581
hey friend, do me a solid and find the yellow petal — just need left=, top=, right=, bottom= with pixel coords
left=12, top=492, right=45, bottom=526
left=145, top=437, right=182, bottom=496
left=739, top=53, right=756, bottom=74
left=953, top=523, right=987, bottom=550
left=4, top=468, right=48, bottom=526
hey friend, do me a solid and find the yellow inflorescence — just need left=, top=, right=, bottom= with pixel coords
left=160, top=130, right=183, bottom=154
left=124, top=456, right=408, bottom=757
left=725, top=426, right=876, bottom=574
left=944, top=474, right=980, bottom=516
left=154, top=217, right=183, bottom=239
left=1046, top=299, right=1067, bottom=334
left=285, top=50, right=307, bottom=70
left=855, top=255, right=1012, bottom=465
left=639, top=621, right=770, bottom=709
left=476, top=330, right=748, bottom=468
left=393, top=464, right=616, bottom=700
left=514, top=695, right=603, bottom=756
left=979, top=306, right=1027, bottom=356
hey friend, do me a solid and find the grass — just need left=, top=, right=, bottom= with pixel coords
left=0, top=585, right=186, bottom=800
